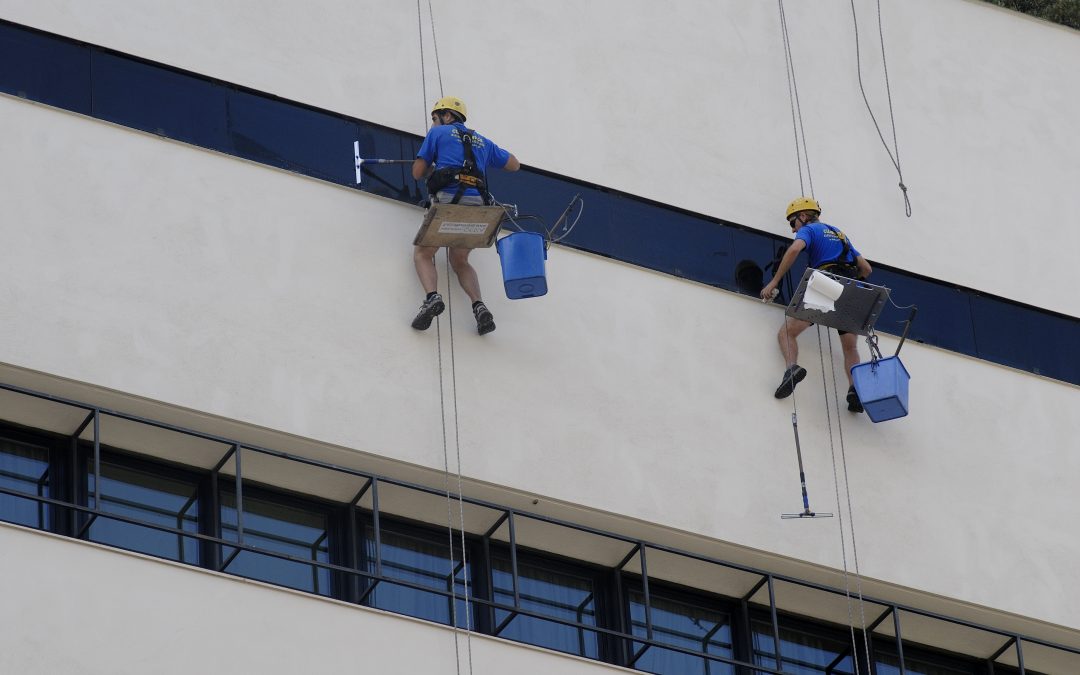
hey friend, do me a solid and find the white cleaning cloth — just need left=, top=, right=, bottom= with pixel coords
left=802, top=270, right=845, bottom=312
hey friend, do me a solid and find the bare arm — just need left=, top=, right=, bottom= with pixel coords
left=503, top=154, right=520, bottom=172
left=760, top=239, right=806, bottom=300
left=855, top=255, right=872, bottom=280
left=411, top=158, right=429, bottom=181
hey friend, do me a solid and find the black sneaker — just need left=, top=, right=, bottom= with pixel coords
left=411, top=293, right=445, bottom=330
left=847, top=386, right=864, bottom=413
left=473, top=301, right=496, bottom=336
left=774, top=365, right=807, bottom=399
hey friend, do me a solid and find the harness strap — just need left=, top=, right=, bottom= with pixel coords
left=426, top=124, right=493, bottom=205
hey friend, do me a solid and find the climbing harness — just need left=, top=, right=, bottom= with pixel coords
left=849, top=0, right=911, bottom=217
left=425, top=124, right=494, bottom=205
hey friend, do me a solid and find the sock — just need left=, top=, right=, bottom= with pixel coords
left=426, top=291, right=438, bottom=301
left=472, top=300, right=484, bottom=310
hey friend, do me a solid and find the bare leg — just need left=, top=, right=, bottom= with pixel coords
left=778, top=317, right=812, bottom=367
left=448, top=248, right=483, bottom=303
left=413, top=245, right=439, bottom=294
left=840, top=333, right=861, bottom=387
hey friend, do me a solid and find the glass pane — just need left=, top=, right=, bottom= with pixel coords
left=221, top=492, right=330, bottom=596
left=0, top=23, right=91, bottom=112
left=492, top=556, right=599, bottom=658
left=876, top=651, right=975, bottom=675
left=364, top=523, right=470, bottom=627
left=226, top=89, right=358, bottom=186
left=90, top=51, right=228, bottom=148
left=751, top=620, right=854, bottom=675
left=630, top=590, right=734, bottom=674
left=870, top=268, right=976, bottom=355
left=971, top=294, right=1080, bottom=383
left=355, top=125, right=424, bottom=202
left=0, top=437, right=50, bottom=528
left=87, top=460, right=199, bottom=563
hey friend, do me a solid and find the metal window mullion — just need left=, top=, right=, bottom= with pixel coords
left=233, top=444, right=244, bottom=542
left=92, top=409, right=101, bottom=510
left=892, top=604, right=906, bottom=675
left=1016, top=638, right=1026, bottom=675
left=767, top=574, right=782, bottom=666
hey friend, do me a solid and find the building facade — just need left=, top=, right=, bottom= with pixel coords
left=1, top=1, right=1078, bottom=673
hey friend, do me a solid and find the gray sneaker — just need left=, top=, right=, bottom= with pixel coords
left=473, top=302, right=496, bottom=336
left=774, top=365, right=807, bottom=399
left=411, top=293, right=445, bottom=330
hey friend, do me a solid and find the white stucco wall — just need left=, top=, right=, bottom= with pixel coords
left=0, top=524, right=629, bottom=675
left=1, top=97, right=1079, bottom=646
left=1, top=0, right=1077, bottom=317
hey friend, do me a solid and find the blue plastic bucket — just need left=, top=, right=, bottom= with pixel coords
left=496, top=232, right=548, bottom=299
left=851, top=356, right=910, bottom=423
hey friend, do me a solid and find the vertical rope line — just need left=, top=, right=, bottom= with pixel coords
left=778, top=0, right=804, bottom=196
left=434, top=286, right=463, bottom=675
left=779, top=0, right=815, bottom=198
left=826, top=334, right=874, bottom=675
left=817, top=326, right=862, bottom=675
left=427, top=0, right=445, bottom=97
left=445, top=248, right=476, bottom=673
left=417, top=0, right=429, bottom=131
left=849, top=0, right=911, bottom=216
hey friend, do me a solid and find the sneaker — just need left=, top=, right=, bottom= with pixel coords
left=473, top=301, right=496, bottom=336
left=774, top=365, right=807, bottom=399
left=411, top=293, right=445, bottom=330
left=847, top=386, right=864, bottom=413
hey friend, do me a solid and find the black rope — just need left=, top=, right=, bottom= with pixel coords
left=850, top=0, right=911, bottom=217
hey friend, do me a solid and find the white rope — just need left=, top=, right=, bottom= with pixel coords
left=778, top=0, right=815, bottom=198
left=821, top=327, right=873, bottom=675
left=849, top=0, right=911, bottom=216
left=419, top=4, right=473, bottom=671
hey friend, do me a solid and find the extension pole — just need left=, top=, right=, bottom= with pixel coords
left=353, top=140, right=414, bottom=185
left=781, top=412, right=833, bottom=519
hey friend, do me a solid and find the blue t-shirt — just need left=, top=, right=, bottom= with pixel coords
left=795, top=221, right=862, bottom=268
left=416, top=122, right=511, bottom=196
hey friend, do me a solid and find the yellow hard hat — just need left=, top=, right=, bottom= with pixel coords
left=431, top=96, right=468, bottom=121
left=785, top=197, right=821, bottom=220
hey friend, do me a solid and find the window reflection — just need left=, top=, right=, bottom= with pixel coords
left=752, top=619, right=854, bottom=675
left=363, top=522, right=470, bottom=627
left=221, top=491, right=331, bottom=595
left=0, top=437, right=50, bottom=529
left=630, top=589, right=735, bottom=675
left=492, top=554, right=599, bottom=659
left=87, top=459, right=199, bottom=563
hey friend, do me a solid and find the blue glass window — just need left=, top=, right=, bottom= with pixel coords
left=0, top=22, right=91, bottom=112
left=871, top=268, right=976, bottom=352
left=875, top=650, right=975, bottom=675
left=752, top=619, right=855, bottom=674
left=90, top=51, right=228, bottom=148
left=364, top=522, right=471, bottom=627
left=221, top=491, right=331, bottom=595
left=355, top=125, right=424, bottom=202
left=0, top=437, right=50, bottom=529
left=630, top=589, right=735, bottom=674
left=492, top=554, right=600, bottom=659
left=226, top=89, right=358, bottom=186
left=86, top=459, right=199, bottom=563
left=971, top=295, right=1080, bottom=383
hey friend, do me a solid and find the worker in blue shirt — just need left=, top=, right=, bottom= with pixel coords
left=760, top=197, right=873, bottom=411
left=409, top=96, right=520, bottom=336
